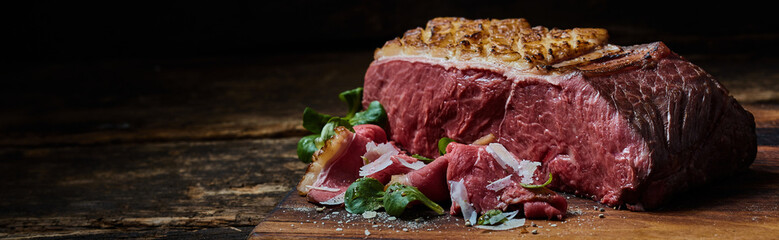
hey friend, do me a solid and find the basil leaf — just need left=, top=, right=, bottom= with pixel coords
left=520, top=173, right=553, bottom=189
left=383, top=183, right=445, bottom=217
left=296, top=134, right=320, bottom=163
left=349, top=101, right=387, bottom=127
left=411, top=154, right=434, bottom=164
left=339, top=87, right=363, bottom=119
left=344, top=178, right=386, bottom=214
left=302, top=107, right=333, bottom=134
left=438, top=137, right=456, bottom=155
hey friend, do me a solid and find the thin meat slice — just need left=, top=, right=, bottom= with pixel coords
left=364, top=154, right=424, bottom=184
left=394, top=155, right=451, bottom=202
left=445, top=143, right=567, bottom=220
left=297, top=124, right=388, bottom=204
left=398, top=142, right=567, bottom=219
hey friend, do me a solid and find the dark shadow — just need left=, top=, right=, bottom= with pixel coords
left=653, top=168, right=779, bottom=212
left=757, top=128, right=779, bottom=146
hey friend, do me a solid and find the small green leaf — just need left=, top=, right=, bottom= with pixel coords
left=344, top=178, right=386, bottom=214
left=383, top=183, right=445, bottom=217
left=520, top=173, right=553, bottom=189
left=349, top=101, right=387, bottom=127
left=477, top=209, right=507, bottom=226
left=438, top=137, right=456, bottom=155
left=302, top=107, right=333, bottom=134
left=410, top=154, right=434, bottom=164
left=314, top=118, right=354, bottom=149
left=296, top=134, right=319, bottom=163
left=339, top=87, right=363, bottom=119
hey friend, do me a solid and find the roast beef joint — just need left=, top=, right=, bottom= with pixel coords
left=298, top=17, right=757, bottom=223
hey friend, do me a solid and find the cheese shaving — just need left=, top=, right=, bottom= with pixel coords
left=359, top=142, right=399, bottom=176
left=485, top=175, right=513, bottom=192
left=397, top=157, right=426, bottom=170
left=306, top=185, right=341, bottom=192
left=319, top=191, right=345, bottom=205
left=449, top=179, right=477, bottom=226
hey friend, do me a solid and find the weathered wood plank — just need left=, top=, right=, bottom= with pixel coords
left=249, top=106, right=779, bottom=239
left=0, top=137, right=305, bottom=239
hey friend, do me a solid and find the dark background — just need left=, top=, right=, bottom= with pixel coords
left=8, top=0, right=779, bottom=62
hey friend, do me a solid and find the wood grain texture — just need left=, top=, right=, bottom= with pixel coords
left=0, top=138, right=305, bottom=239
left=249, top=106, right=779, bottom=240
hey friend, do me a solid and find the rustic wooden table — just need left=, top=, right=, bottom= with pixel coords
left=1, top=48, right=777, bottom=239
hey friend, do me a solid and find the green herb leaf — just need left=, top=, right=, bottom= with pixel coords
left=349, top=101, right=387, bottom=127
left=297, top=88, right=389, bottom=163
left=411, top=154, right=434, bottom=164
left=519, top=173, right=553, bottom=189
left=438, top=137, right=456, bottom=155
left=296, top=134, right=320, bottom=163
left=477, top=209, right=508, bottom=225
left=344, top=178, right=386, bottom=214
left=383, top=183, right=445, bottom=217
left=302, top=107, right=333, bottom=134
left=314, top=118, right=354, bottom=149
left=339, top=87, right=363, bottom=119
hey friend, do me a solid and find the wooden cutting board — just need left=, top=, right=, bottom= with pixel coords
left=249, top=105, right=779, bottom=239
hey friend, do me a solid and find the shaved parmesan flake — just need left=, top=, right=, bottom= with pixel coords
left=503, top=210, right=519, bottom=220
left=319, top=192, right=345, bottom=205
left=397, top=157, right=426, bottom=170
left=474, top=218, right=526, bottom=231
left=363, top=142, right=399, bottom=162
left=485, top=143, right=542, bottom=184
left=486, top=143, right=520, bottom=172
left=359, top=142, right=399, bottom=176
left=449, top=179, right=477, bottom=226
left=359, top=156, right=393, bottom=176
left=306, top=185, right=341, bottom=192
left=517, top=160, right=542, bottom=184
left=485, top=175, right=513, bottom=191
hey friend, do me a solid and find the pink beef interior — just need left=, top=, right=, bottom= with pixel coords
left=363, top=42, right=756, bottom=210
left=443, top=143, right=568, bottom=220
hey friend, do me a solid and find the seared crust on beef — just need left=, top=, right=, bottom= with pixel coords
left=375, top=17, right=609, bottom=70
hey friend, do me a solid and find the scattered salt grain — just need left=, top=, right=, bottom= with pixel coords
left=402, top=228, right=409, bottom=232
left=364, top=229, right=371, bottom=236
left=335, top=228, right=343, bottom=231
left=362, top=211, right=377, bottom=219
left=387, top=216, right=397, bottom=221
